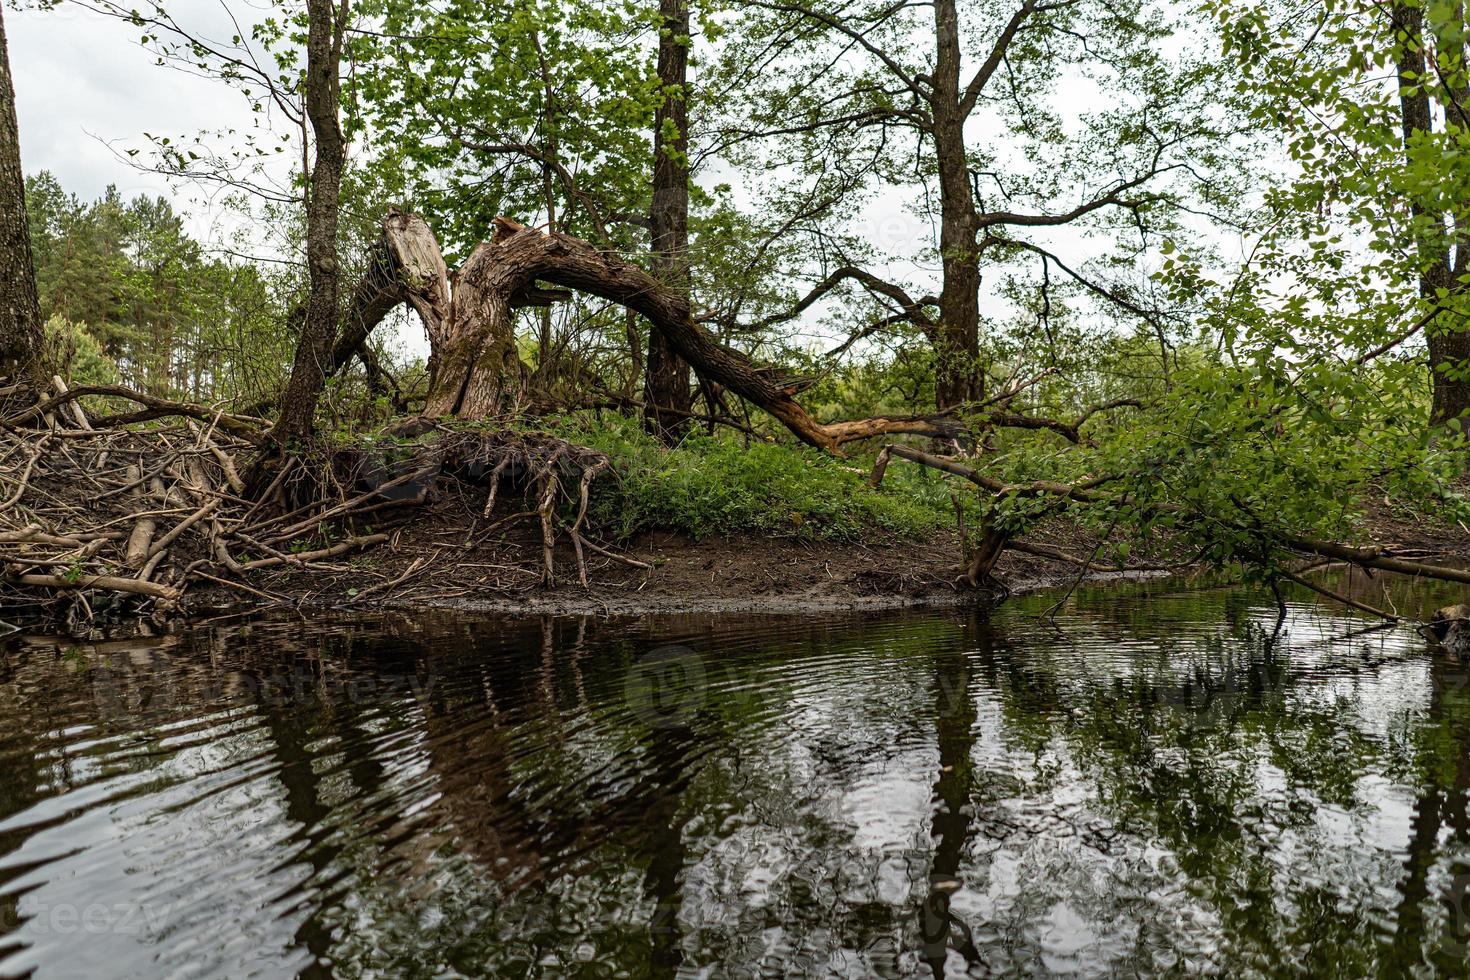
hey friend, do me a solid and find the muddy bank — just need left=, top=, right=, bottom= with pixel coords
left=190, top=499, right=1470, bottom=618
left=180, top=512, right=1190, bottom=618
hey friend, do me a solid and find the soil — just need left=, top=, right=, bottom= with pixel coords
left=188, top=495, right=1470, bottom=619
left=183, top=511, right=1187, bottom=618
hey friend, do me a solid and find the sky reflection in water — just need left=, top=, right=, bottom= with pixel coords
left=1, top=571, right=1469, bottom=977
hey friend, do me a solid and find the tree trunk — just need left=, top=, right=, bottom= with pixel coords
left=345, top=212, right=1064, bottom=454
left=932, top=0, right=983, bottom=410
left=644, top=0, right=695, bottom=442
left=350, top=213, right=839, bottom=450
left=1427, top=290, right=1470, bottom=428
left=0, top=6, right=43, bottom=383
left=269, top=0, right=346, bottom=447
left=422, top=233, right=529, bottom=418
left=1394, top=3, right=1470, bottom=425
left=331, top=208, right=453, bottom=382
left=1428, top=4, right=1470, bottom=426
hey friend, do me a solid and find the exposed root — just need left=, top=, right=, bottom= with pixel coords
left=439, top=429, right=622, bottom=590
left=0, top=383, right=641, bottom=634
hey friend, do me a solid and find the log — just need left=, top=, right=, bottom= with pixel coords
left=51, top=375, right=93, bottom=430
left=123, top=468, right=159, bottom=570
left=236, top=533, right=389, bottom=570
left=0, top=525, right=87, bottom=547
left=5, top=385, right=265, bottom=438
left=8, top=573, right=181, bottom=601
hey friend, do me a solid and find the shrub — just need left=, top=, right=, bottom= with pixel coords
left=541, top=415, right=955, bottom=541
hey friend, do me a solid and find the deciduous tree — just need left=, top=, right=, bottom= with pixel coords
left=714, top=0, right=1237, bottom=410
left=269, top=0, right=348, bottom=447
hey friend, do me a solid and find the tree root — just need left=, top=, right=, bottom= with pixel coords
left=440, top=429, right=624, bottom=589
left=0, top=379, right=649, bottom=634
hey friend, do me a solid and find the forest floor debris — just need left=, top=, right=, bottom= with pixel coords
left=1, top=382, right=1468, bottom=635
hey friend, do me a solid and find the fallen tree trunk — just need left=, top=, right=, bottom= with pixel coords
left=123, top=469, right=161, bottom=570
left=332, top=212, right=839, bottom=448
left=872, top=442, right=1470, bottom=610
left=339, top=211, right=1133, bottom=455
left=821, top=400, right=1141, bottom=446
left=8, top=573, right=182, bottom=602
left=5, top=385, right=266, bottom=439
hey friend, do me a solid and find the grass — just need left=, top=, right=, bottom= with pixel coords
left=539, top=414, right=959, bottom=541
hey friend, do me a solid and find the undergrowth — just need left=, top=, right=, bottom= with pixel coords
left=538, top=415, right=957, bottom=541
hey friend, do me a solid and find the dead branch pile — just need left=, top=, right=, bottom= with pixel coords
left=0, top=381, right=635, bottom=633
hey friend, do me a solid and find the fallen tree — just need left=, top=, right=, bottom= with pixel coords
left=870, top=442, right=1470, bottom=622
left=332, top=210, right=1130, bottom=454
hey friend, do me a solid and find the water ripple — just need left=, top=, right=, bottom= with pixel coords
left=1, top=575, right=1469, bottom=976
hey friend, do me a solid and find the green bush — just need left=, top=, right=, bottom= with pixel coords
left=44, top=316, right=121, bottom=387
left=541, top=415, right=955, bottom=541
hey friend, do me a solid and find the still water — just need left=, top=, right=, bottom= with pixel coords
left=2, top=575, right=1470, bottom=978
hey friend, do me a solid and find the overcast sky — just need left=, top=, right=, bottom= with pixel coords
left=5, top=0, right=442, bottom=355
left=8, top=1, right=270, bottom=238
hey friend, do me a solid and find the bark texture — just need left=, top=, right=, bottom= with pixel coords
left=332, top=209, right=453, bottom=381
left=351, top=214, right=839, bottom=449
left=1394, top=3, right=1470, bottom=425
left=931, top=0, right=983, bottom=409
left=270, top=0, right=347, bottom=446
left=644, top=0, right=695, bottom=441
left=0, top=7, right=42, bottom=380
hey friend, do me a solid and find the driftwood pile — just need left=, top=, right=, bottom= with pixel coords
left=0, top=379, right=631, bottom=632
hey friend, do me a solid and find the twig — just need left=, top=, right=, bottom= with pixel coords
left=237, top=533, right=389, bottom=570
left=7, top=573, right=181, bottom=601
left=1278, top=567, right=1403, bottom=623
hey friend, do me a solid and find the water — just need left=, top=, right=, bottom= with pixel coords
left=2, top=573, right=1469, bottom=977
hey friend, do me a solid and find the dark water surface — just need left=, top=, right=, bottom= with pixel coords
left=3, top=574, right=1470, bottom=977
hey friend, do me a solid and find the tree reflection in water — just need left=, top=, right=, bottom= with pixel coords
left=1, top=574, right=1470, bottom=976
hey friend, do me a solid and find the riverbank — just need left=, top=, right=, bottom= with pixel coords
left=184, top=510, right=1206, bottom=617
left=2, top=403, right=1468, bottom=632
left=194, top=493, right=1470, bottom=618
left=211, top=524, right=1138, bottom=617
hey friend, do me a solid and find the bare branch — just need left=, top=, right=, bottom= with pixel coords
left=976, top=168, right=1173, bottom=229
left=743, top=265, right=937, bottom=335
left=959, top=1, right=1043, bottom=118
left=748, top=0, right=931, bottom=101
